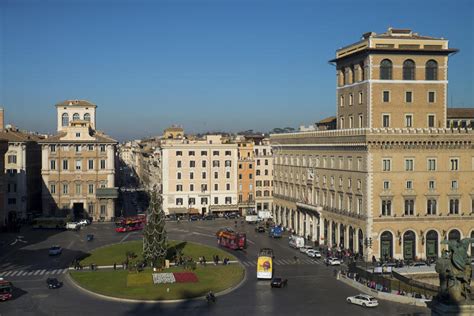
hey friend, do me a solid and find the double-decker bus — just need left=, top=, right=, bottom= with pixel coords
left=32, top=217, right=67, bottom=229
left=0, top=279, right=13, bottom=301
left=115, top=214, right=146, bottom=233
left=257, top=248, right=274, bottom=280
left=216, top=229, right=246, bottom=250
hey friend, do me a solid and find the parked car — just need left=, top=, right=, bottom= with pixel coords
left=65, top=222, right=81, bottom=231
left=270, top=277, right=288, bottom=288
left=412, top=262, right=427, bottom=267
left=225, top=213, right=239, bottom=219
left=78, top=219, right=90, bottom=227
left=299, top=246, right=313, bottom=253
left=346, top=294, right=379, bottom=307
left=324, top=257, right=341, bottom=266
left=48, top=245, right=62, bottom=256
left=255, top=226, right=265, bottom=233
left=203, top=215, right=216, bottom=221
left=86, top=234, right=94, bottom=241
left=189, top=215, right=201, bottom=221
left=46, top=278, right=63, bottom=289
left=306, top=249, right=321, bottom=258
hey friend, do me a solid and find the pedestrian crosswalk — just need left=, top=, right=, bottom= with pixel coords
left=241, top=258, right=322, bottom=267
left=0, top=268, right=69, bottom=278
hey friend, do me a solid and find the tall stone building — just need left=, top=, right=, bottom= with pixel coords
left=271, top=28, right=474, bottom=261
left=236, top=138, right=255, bottom=215
left=254, top=139, right=273, bottom=213
left=0, top=137, right=9, bottom=228
left=161, top=135, right=238, bottom=216
left=39, top=100, right=118, bottom=221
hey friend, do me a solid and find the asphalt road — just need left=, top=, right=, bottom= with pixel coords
left=0, top=220, right=429, bottom=316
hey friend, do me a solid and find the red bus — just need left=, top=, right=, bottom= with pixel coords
left=216, top=229, right=246, bottom=250
left=115, top=214, right=146, bottom=233
left=0, top=279, right=13, bottom=301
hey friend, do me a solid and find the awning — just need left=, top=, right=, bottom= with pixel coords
left=188, top=208, right=199, bottom=214
left=167, top=207, right=188, bottom=215
left=209, top=205, right=239, bottom=212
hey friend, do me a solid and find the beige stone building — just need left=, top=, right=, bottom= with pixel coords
left=271, top=28, right=474, bottom=261
left=447, top=108, right=474, bottom=129
left=236, top=138, right=255, bottom=215
left=40, top=100, right=118, bottom=221
left=161, top=135, right=238, bottom=216
left=254, top=139, right=273, bottom=213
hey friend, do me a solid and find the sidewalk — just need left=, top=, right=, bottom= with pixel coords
left=69, top=261, right=240, bottom=271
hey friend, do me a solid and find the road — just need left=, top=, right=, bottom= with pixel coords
left=0, top=220, right=429, bottom=315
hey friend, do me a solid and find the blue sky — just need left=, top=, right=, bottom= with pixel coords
left=1, top=0, right=473, bottom=141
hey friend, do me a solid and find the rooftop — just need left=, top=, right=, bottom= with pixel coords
left=447, top=108, right=474, bottom=119
left=55, top=100, right=97, bottom=107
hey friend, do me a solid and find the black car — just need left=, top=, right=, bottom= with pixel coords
left=47, top=278, right=63, bottom=289
left=225, top=213, right=239, bottom=219
left=270, top=277, right=288, bottom=288
left=203, top=215, right=215, bottom=221
left=255, top=226, right=265, bottom=233
left=190, top=215, right=201, bottom=221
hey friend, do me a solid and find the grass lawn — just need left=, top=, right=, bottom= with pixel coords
left=70, top=264, right=244, bottom=300
left=71, top=240, right=245, bottom=300
left=80, top=240, right=237, bottom=266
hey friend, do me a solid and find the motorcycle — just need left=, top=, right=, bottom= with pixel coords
left=206, top=292, right=216, bottom=304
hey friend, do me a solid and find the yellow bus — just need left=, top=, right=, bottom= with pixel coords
left=257, top=248, right=274, bottom=279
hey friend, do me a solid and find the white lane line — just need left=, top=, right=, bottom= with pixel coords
left=17, top=271, right=26, bottom=276
left=61, top=268, right=68, bottom=274
left=26, top=271, right=34, bottom=276
left=242, top=261, right=249, bottom=267
left=50, top=269, right=59, bottom=274
left=34, top=270, right=41, bottom=275
left=39, top=269, right=47, bottom=275
left=246, top=239, right=255, bottom=245
left=10, top=271, right=19, bottom=276
left=3, top=271, right=12, bottom=276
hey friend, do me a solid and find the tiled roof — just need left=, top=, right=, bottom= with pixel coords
left=316, top=116, right=336, bottom=124
left=0, top=129, right=44, bottom=142
left=447, top=108, right=474, bottom=119
left=55, top=100, right=96, bottom=107
left=39, top=130, right=117, bottom=143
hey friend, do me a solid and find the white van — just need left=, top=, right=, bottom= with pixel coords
left=66, top=222, right=80, bottom=230
left=289, top=235, right=305, bottom=248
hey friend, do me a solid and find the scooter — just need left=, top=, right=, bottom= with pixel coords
left=206, top=292, right=216, bottom=303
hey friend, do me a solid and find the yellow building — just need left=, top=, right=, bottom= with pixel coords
left=271, top=28, right=474, bottom=261
left=237, top=138, right=255, bottom=215
left=40, top=100, right=118, bottom=221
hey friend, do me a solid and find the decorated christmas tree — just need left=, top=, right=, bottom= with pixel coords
left=143, top=190, right=167, bottom=267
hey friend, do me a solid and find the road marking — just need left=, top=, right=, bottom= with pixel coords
left=50, top=269, right=58, bottom=274
left=120, top=233, right=132, bottom=243
left=10, top=271, right=19, bottom=276
left=246, top=239, right=255, bottom=245
left=67, top=240, right=75, bottom=249
left=39, top=269, right=47, bottom=275
left=61, top=268, right=68, bottom=274
left=3, top=271, right=12, bottom=276
left=34, top=270, right=41, bottom=275
left=17, top=271, right=26, bottom=276
left=242, top=261, right=249, bottom=266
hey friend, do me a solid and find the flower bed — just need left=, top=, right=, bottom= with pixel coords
left=152, top=273, right=175, bottom=284
left=173, top=272, right=198, bottom=283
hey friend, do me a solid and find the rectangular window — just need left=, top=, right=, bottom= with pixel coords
left=406, top=180, right=413, bottom=190
left=450, top=158, right=459, bottom=171
left=189, top=151, right=195, bottom=156
left=202, top=172, right=206, bottom=179
left=405, top=115, right=413, bottom=127
left=358, top=92, right=363, bottom=104
left=176, top=151, right=182, bottom=156
left=63, top=183, right=69, bottom=195
left=176, top=198, right=183, bottom=205
left=428, top=91, right=436, bottom=103
left=225, top=150, right=231, bottom=156
left=50, top=160, right=56, bottom=170
left=50, top=184, right=56, bottom=194
left=190, top=172, right=194, bottom=180
left=100, top=160, right=106, bottom=169
left=88, top=184, right=94, bottom=194
left=214, top=183, right=218, bottom=190
left=201, top=151, right=207, bottom=156
left=76, top=160, right=82, bottom=170
left=75, top=183, right=81, bottom=195
left=176, top=185, right=183, bottom=191
left=428, top=115, right=435, bottom=128
left=213, top=160, right=220, bottom=167
left=382, top=115, right=390, bottom=127
left=201, top=184, right=207, bottom=192
left=349, top=94, right=353, bottom=106
left=62, top=160, right=69, bottom=170
left=383, top=91, right=390, bottom=102
left=449, top=199, right=459, bottom=214
left=177, top=161, right=182, bottom=168
left=428, top=180, right=436, bottom=190
left=202, top=160, right=206, bottom=168
left=382, top=159, right=391, bottom=171
left=339, top=95, right=344, bottom=107
left=190, top=184, right=194, bottom=192
left=214, top=172, right=218, bottom=179
left=383, top=181, right=390, bottom=190
left=75, top=145, right=81, bottom=152
left=177, top=172, right=182, bottom=180
left=201, top=198, right=208, bottom=205
left=381, top=200, right=392, bottom=216
left=88, top=145, right=94, bottom=151
left=226, top=171, right=230, bottom=179
left=225, top=160, right=232, bottom=167
left=7, top=155, right=17, bottom=164
left=100, top=205, right=106, bottom=216
left=404, top=199, right=415, bottom=215
left=427, top=199, right=437, bottom=215
left=87, top=159, right=93, bottom=170
left=214, top=197, right=218, bottom=204
left=50, top=145, right=56, bottom=152
left=226, top=183, right=230, bottom=190
left=405, top=159, right=414, bottom=171
left=190, top=161, right=196, bottom=168
left=225, top=197, right=232, bottom=204
left=405, top=91, right=413, bottom=103
left=213, top=151, right=219, bottom=156
left=451, top=180, right=458, bottom=190
left=100, top=145, right=106, bottom=152
left=358, top=114, right=363, bottom=128
left=427, top=159, right=436, bottom=171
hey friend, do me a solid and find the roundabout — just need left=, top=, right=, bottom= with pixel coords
left=69, top=240, right=245, bottom=301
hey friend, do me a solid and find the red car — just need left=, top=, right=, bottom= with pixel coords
left=0, top=279, right=13, bottom=301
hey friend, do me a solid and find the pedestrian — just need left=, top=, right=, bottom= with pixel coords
left=113, top=262, right=117, bottom=270
left=203, top=256, right=207, bottom=266
left=215, top=255, right=220, bottom=265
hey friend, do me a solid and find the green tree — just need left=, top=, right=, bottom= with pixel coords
left=142, top=190, right=167, bottom=267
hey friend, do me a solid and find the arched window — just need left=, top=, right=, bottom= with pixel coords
left=380, top=59, right=392, bottom=80
left=359, top=62, right=365, bottom=81
left=61, top=113, right=69, bottom=127
left=426, top=230, right=438, bottom=259
left=350, top=65, right=355, bottom=84
left=380, top=231, right=393, bottom=259
left=403, top=60, right=416, bottom=80
left=426, top=60, right=438, bottom=80
left=403, top=230, right=416, bottom=260
left=340, top=69, right=346, bottom=86
left=72, top=113, right=80, bottom=121
left=448, top=229, right=461, bottom=242
left=83, top=113, right=91, bottom=121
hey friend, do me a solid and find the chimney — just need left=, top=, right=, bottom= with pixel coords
left=0, top=108, right=4, bottom=131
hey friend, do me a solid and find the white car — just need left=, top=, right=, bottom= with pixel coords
left=346, top=294, right=379, bottom=307
left=78, top=219, right=90, bottom=227
left=299, top=246, right=313, bottom=253
left=66, top=222, right=81, bottom=230
left=325, top=257, right=341, bottom=266
left=48, top=245, right=63, bottom=256
left=306, top=249, right=321, bottom=258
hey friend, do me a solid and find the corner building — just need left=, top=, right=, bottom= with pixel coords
left=40, top=100, right=118, bottom=221
left=271, top=28, right=474, bottom=261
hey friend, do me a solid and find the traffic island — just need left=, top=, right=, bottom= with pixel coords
left=69, top=240, right=245, bottom=301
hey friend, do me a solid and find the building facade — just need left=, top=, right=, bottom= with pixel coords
left=237, top=138, right=255, bottom=215
left=40, top=100, right=118, bottom=221
left=161, top=135, right=239, bottom=216
left=447, top=108, right=474, bottom=129
left=0, top=139, right=8, bottom=228
left=254, top=140, right=273, bottom=212
left=272, top=28, right=474, bottom=261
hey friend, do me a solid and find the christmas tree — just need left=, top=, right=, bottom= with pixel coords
left=143, top=190, right=168, bottom=267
